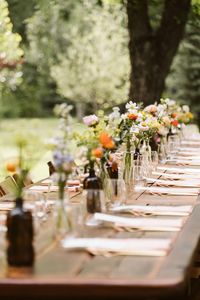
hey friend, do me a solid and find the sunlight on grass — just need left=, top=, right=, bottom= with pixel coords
left=0, top=118, right=83, bottom=182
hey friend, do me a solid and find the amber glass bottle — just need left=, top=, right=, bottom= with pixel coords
left=83, top=167, right=102, bottom=213
left=6, top=197, right=34, bottom=267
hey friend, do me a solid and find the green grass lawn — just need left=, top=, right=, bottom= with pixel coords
left=0, top=118, right=82, bottom=182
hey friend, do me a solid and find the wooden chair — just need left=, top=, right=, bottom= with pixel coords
left=13, top=173, right=33, bottom=187
left=0, top=176, right=18, bottom=196
left=47, top=161, right=55, bottom=176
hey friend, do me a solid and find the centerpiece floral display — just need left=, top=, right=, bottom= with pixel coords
left=50, top=103, right=74, bottom=237
left=73, top=98, right=194, bottom=206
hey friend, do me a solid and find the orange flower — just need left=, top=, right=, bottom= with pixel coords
left=171, top=120, right=179, bottom=127
left=127, top=113, right=138, bottom=121
left=171, top=113, right=177, bottom=119
left=99, top=132, right=115, bottom=149
left=6, top=161, right=18, bottom=173
left=188, top=112, right=193, bottom=119
left=92, top=148, right=103, bottom=158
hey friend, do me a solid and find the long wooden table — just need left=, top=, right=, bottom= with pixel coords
left=0, top=166, right=200, bottom=299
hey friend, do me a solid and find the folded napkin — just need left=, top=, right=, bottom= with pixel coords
left=152, top=171, right=200, bottom=180
left=178, top=152, right=200, bottom=157
left=61, top=237, right=171, bottom=256
left=178, top=147, right=200, bottom=153
left=135, top=185, right=199, bottom=196
left=111, top=205, right=192, bottom=216
left=174, top=160, right=200, bottom=166
left=40, top=179, right=80, bottom=187
left=176, top=155, right=200, bottom=159
left=145, top=177, right=200, bottom=187
left=92, top=212, right=184, bottom=231
left=181, top=141, right=200, bottom=146
left=157, top=166, right=200, bottom=174
left=0, top=203, right=13, bottom=211
left=29, top=185, right=80, bottom=193
left=29, top=185, right=58, bottom=192
left=0, top=225, right=6, bottom=232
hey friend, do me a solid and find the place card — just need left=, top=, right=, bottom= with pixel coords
left=92, top=213, right=184, bottom=231
left=61, top=237, right=172, bottom=256
left=135, top=186, right=199, bottom=196
left=111, top=205, right=192, bottom=216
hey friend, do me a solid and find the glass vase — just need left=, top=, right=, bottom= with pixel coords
left=54, top=182, right=70, bottom=240
left=83, top=166, right=103, bottom=213
left=122, top=151, right=134, bottom=194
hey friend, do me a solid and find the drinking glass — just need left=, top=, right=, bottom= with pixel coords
left=65, top=203, right=82, bottom=238
left=167, top=135, right=180, bottom=159
left=104, top=179, right=126, bottom=208
left=133, top=165, right=146, bottom=187
left=150, top=151, right=159, bottom=172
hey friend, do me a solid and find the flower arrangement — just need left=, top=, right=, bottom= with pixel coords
left=6, top=135, right=30, bottom=198
left=51, top=103, right=74, bottom=200
left=73, top=99, right=194, bottom=187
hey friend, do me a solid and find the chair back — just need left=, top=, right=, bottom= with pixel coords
left=0, top=176, right=18, bottom=196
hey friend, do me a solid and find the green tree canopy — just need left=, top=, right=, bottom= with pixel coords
left=0, top=0, right=23, bottom=90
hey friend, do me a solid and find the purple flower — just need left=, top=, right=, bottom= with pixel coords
left=83, top=114, right=99, bottom=126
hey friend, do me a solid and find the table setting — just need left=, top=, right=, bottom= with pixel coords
left=0, top=99, right=200, bottom=300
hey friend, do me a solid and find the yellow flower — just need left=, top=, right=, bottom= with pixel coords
left=188, top=112, right=193, bottom=119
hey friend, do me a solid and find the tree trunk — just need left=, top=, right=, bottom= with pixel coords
left=127, top=0, right=191, bottom=106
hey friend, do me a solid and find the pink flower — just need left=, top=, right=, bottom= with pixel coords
left=83, top=114, right=99, bottom=126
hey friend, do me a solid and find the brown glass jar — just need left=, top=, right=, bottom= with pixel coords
left=6, top=197, right=34, bottom=267
left=83, top=168, right=103, bottom=213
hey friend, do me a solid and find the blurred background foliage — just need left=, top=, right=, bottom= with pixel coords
left=0, top=0, right=199, bottom=118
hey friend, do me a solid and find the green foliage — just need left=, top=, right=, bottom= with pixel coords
left=165, top=2, right=200, bottom=122
left=27, top=0, right=129, bottom=113
left=0, top=0, right=23, bottom=90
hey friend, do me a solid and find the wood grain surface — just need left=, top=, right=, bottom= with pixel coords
left=0, top=165, right=200, bottom=299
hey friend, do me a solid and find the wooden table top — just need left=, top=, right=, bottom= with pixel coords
left=0, top=165, right=200, bottom=299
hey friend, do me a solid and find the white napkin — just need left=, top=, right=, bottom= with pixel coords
left=135, top=185, right=199, bottom=196
left=111, top=205, right=192, bottom=216
left=175, top=160, right=200, bottom=166
left=157, top=166, right=200, bottom=174
left=0, top=203, right=13, bottom=210
left=61, top=237, right=171, bottom=256
left=178, top=147, right=200, bottom=153
left=178, top=152, right=200, bottom=157
left=181, top=141, right=200, bottom=146
left=93, top=213, right=183, bottom=231
left=152, top=171, right=200, bottom=180
left=29, top=185, right=58, bottom=192
left=145, top=177, right=200, bottom=187
left=29, top=185, right=79, bottom=192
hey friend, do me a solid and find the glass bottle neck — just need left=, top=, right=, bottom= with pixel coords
left=15, top=197, right=23, bottom=208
